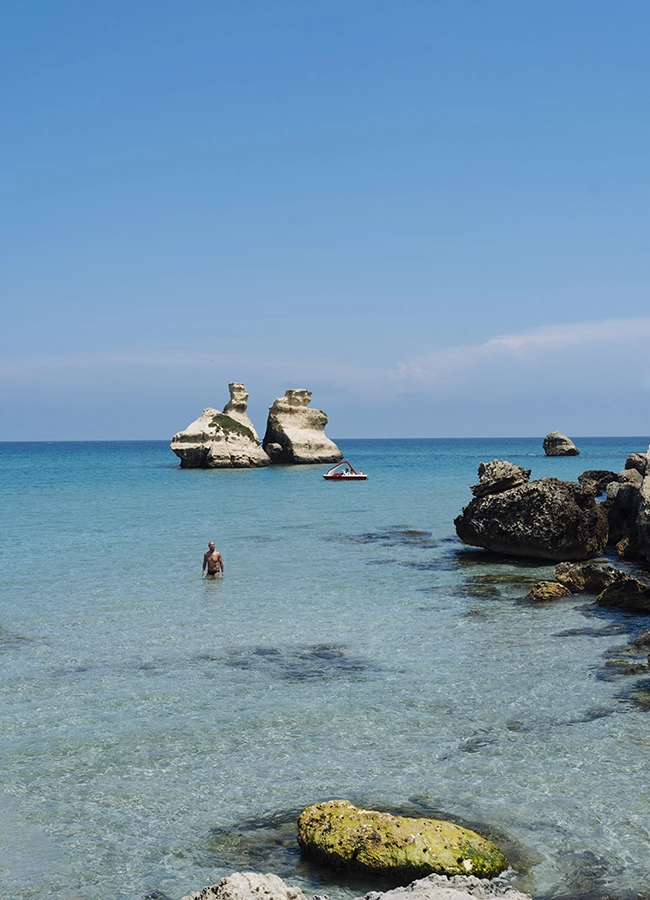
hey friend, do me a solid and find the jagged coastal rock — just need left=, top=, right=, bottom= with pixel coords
left=603, top=449, right=650, bottom=560
left=455, top=464, right=608, bottom=561
left=543, top=431, right=579, bottom=456
left=470, top=460, right=531, bottom=498
left=296, top=800, right=508, bottom=879
left=263, top=390, right=343, bottom=464
left=183, top=872, right=532, bottom=900
left=170, top=383, right=270, bottom=468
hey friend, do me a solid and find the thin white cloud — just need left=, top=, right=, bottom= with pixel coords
left=2, top=317, right=650, bottom=402
left=389, top=317, right=650, bottom=396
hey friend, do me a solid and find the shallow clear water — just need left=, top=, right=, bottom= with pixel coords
left=1, top=437, right=650, bottom=900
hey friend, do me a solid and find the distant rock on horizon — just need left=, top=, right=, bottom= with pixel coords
left=263, top=389, right=343, bottom=464
left=543, top=431, right=580, bottom=456
left=170, top=383, right=270, bottom=468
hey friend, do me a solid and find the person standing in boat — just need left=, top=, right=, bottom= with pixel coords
left=202, top=541, right=224, bottom=578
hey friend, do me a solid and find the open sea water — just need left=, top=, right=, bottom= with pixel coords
left=2, top=437, right=650, bottom=900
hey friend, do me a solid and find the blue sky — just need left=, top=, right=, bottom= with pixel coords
left=2, top=1, right=649, bottom=439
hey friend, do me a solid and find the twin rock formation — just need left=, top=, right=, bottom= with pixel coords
left=170, top=383, right=342, bottom=468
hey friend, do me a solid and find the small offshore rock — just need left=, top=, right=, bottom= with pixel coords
left=182, top=872, right=308, bottom=900
left=597, top=579, right=650, bottom=613
left=455, top=471, right=608, bottom=561
left=543, top=431, right=580, bottom=456
left=297, top=800, right=508, bottom=880
left=525, top=581, right=572, bottom=601
left=470, top=460, right=531, bottom=499
left=263, top=390, right=343, bottom=465
left=354, top=873, right=533, bottom=900
left=554, top=561, right=622, bottom=594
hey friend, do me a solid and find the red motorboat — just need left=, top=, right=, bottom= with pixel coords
left=322, top=460, right=367, bottom=481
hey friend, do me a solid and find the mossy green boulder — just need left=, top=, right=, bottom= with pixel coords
left=297, top=800, right=508, bottom=879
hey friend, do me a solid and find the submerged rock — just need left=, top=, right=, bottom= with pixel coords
left=543, top=431, right=580, bottom=456
left=297, top=800, right=508, bottom=879
left=171, top=383, right=270, bottom=468
left=525, top=581, right=572, bottom=601
left=554, top=561, right=622, bottom=594
left=455, top=468, right=608, bottom=561
left=182, top=872, right=307, bottom=900
left=263, top=390, right=343, bottom=464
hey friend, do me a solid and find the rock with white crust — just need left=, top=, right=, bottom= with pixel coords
left=182, top=872, right=307, bottom=900
left=263, top=390, right=343, bottom=464
left=182, top=872, right=532, bottom=900
left=170, top=383, right=270, bottom=468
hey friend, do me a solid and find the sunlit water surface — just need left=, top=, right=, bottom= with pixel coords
left=1, top=438, right=650, bottom=900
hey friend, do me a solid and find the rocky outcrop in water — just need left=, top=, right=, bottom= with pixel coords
left=455, top=465, right=608, bottom=561
left=263, top=390, right=343, bottom=464
left=170, top=383, right=270, bottom=468
left=297, top=800, right=508, bottom=879
left=543, top=431, right=580, bottom=456
left=183, top=872, right=532, bottom=900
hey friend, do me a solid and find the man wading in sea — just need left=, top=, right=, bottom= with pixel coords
left=202, top=541, right=224, bottom=578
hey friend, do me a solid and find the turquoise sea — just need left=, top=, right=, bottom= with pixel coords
left=2, top=437, right=650, bottom=900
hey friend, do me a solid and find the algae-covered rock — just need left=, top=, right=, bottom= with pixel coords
left=297, top=800, right=507, bottom=880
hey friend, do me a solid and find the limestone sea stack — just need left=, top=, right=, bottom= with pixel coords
left=543, top=431, right=580, bottom=456
left=263, top=389, right=343, bottom=464
left=170, top=383, right=270, bottom=468
left=454, top=461, right=608, bottom=561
